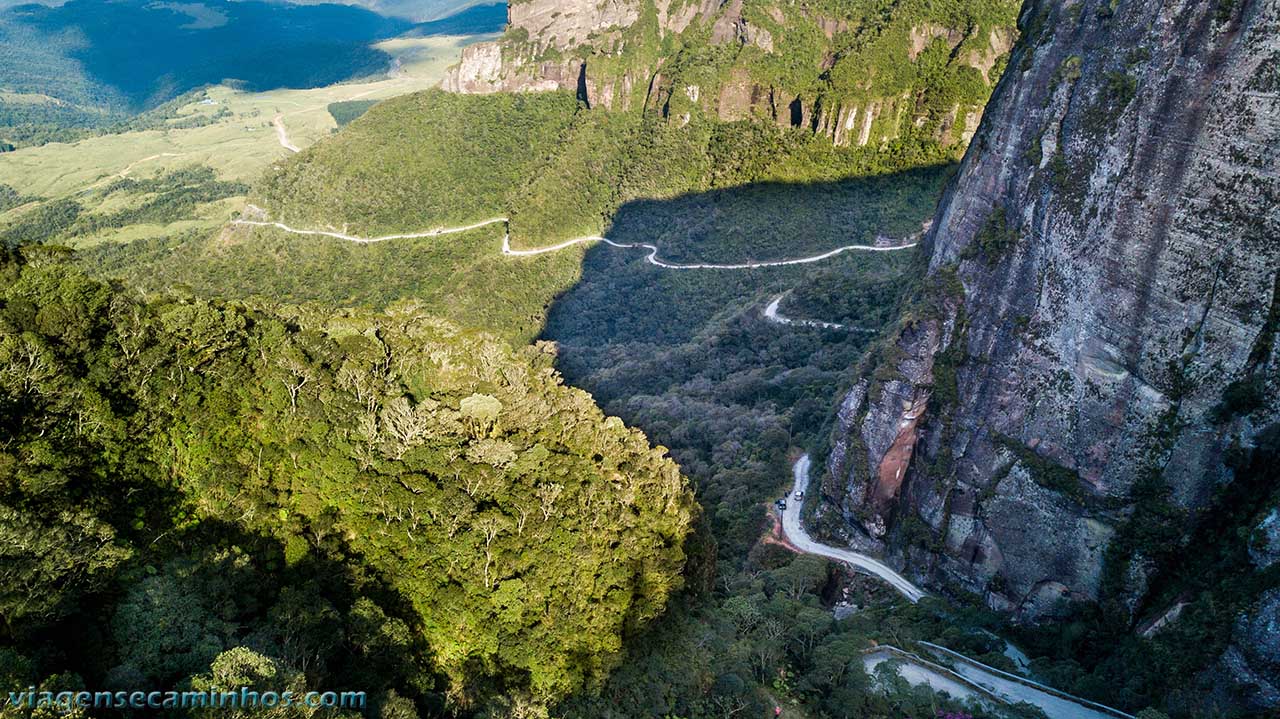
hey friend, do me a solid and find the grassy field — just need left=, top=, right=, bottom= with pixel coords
left=0, top=34, right=488, bottom=243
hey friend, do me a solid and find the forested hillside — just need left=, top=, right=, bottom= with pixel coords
left=0, top=246, right=694, bottom=713
left=250, top=86, right=960, bottom=245
left=86, top=221, right=584, bottom=347
left=83, top=92, right=953, bottom=348
left=242, top=0, right=1020, bottom=252
left=255, top=91, right=579, bottom=236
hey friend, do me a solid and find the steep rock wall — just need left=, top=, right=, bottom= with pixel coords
left=823, top=0, right=1279, bottom=631
left=441, top=0, right=1020, bottom=148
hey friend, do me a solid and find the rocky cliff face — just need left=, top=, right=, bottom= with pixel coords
left=821, top=0, right=1279, bottom=685
left=1223, top=589, right=1280, bottom=708
left=442, top=0, right=646, bottom=100
left=442, top=0, right=1020, bottom=147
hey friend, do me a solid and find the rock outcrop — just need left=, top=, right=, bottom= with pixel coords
left=507, top=0, right=640, bottom=47
left=1252, top=508, right=1280, bottom=569
left=1207, top=587, right=1280, bottom=711
left=440, top=0, right=1021, bottom=148
left=442, top=41, right=581, bottom=95
left=822, top=0, right=1280, bottom=643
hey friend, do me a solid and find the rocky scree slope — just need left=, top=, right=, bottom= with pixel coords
left=820, top=0, right=1279, bottom=705
left=443, top=0, right=1020, bottom=149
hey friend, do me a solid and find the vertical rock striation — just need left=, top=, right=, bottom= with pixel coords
left=441, top=0, right=1021, bottom=148
left=824, top=0, right=1279, bottom=637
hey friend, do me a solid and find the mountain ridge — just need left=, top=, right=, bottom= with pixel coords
left=442, top=0, right=1020, bottom=149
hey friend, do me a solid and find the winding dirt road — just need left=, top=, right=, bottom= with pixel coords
left=231, top=211, right=918, bottom=269
left=763, top=293, right=877, bottom=332
left=501, top=231, right=916, bottom=269
left=234, top=210, right=507, bottom=242
left=782, top=454, right=927, bottom=602
left=229, top=207, right=1131, bottom=719
left=781, top=456, right=1133, bottom=719
left=273, top=115, right=301, bottom=153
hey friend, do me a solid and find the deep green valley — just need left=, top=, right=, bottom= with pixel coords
left=0, top=0, right=1277, bottom=717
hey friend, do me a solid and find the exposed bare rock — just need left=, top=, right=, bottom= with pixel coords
left=716, top=68, right=754, bottom=120
left=1252, top=507, right=1280, bottom=569
left=958, top=110, right=981, bottom=145
left=440, top=0, right=1018, bottom=154
left=827, top=304, right=951, bottom=542
left=1204, top=588, right=1280, bottom=712
left=744, top=22, right=773, bottom=52
left=814, top=15, right=849, bottom=39
left=442, top=0, right=643, bottom=95
left=709, top=0, right=744, bottom=45
left=826, top=0, right=1280, bottom=636
left=508, top=0, right=640, bottom=50
left=442, top=42, right=579, bottom=94
left=828, top=105, right=853, bottom=145
left=856, top=102, right=877, bottom=146
left=982, top=467, right=1115, bottom=619
left=966, top=27, right=1017, bottom=84
left=908, top=23, right=967, bottom=60
left=440, top=42, right=505, bottom=93
left=824, top=381, right=869, bottom=493
left=656, top=0, right=719, bottom=35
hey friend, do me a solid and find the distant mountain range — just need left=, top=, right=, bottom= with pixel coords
left=0, top=0, right=505, bottom=145
left=286, top=0, right=494, bottom=22
left=0, top=0, right=490, bottom=20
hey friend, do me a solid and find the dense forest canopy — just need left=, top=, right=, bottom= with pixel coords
left=0, top=246, right=694, bottom=713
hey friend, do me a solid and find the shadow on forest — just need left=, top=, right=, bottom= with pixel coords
left=32, top=508, right=450, bottom=714
left=539, top=162, right=952, bottom=353
left=530, top=164, right=952, bottom=574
